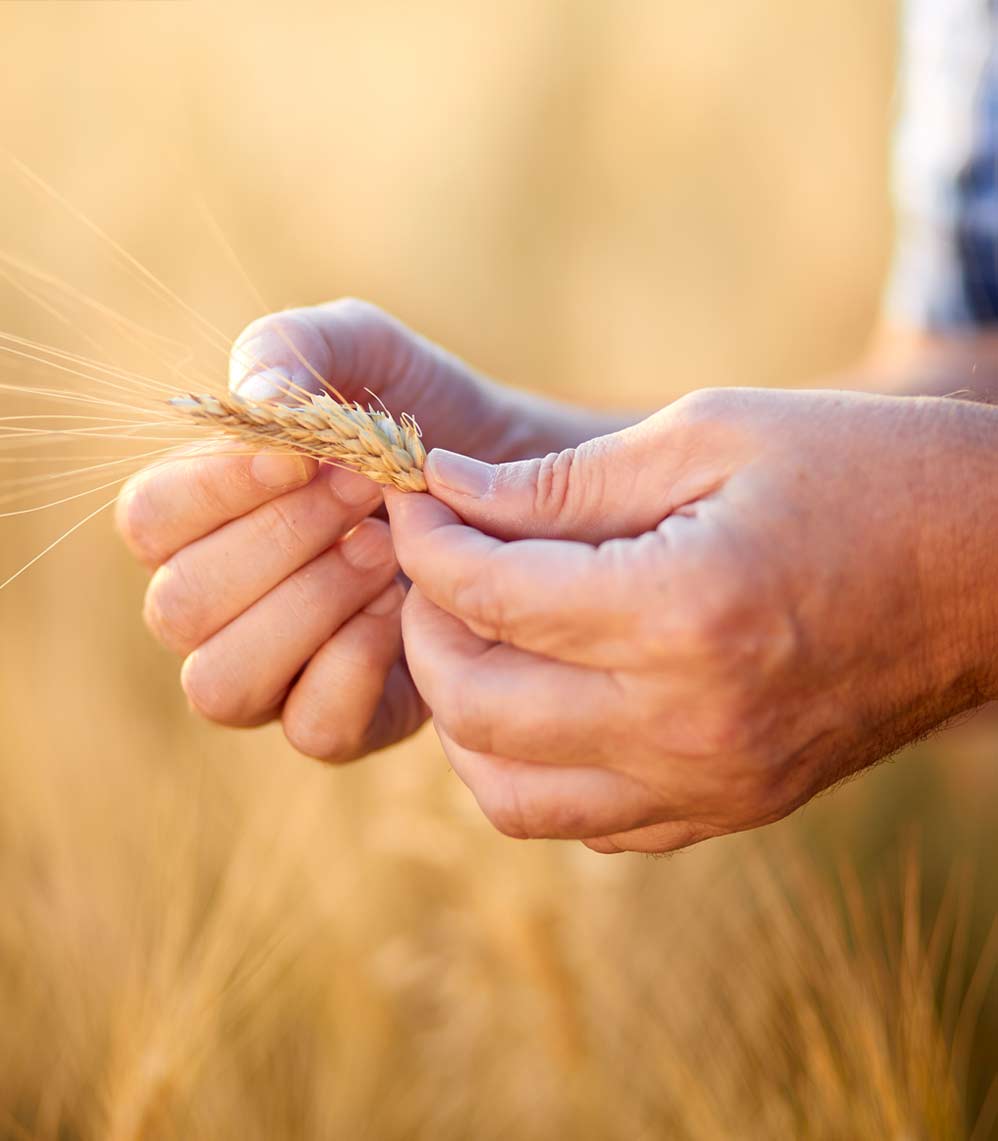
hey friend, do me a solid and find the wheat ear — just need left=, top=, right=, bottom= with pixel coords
left=168, top=391, right=428, bottom=492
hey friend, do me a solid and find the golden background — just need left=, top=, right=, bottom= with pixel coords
left=0, top=2, right=995, bottom=1137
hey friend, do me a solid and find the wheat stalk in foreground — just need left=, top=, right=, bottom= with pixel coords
left=169, top=390, right=428, bottom=491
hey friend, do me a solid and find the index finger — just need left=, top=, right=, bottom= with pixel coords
left=385, top=489, right=668, bottom=666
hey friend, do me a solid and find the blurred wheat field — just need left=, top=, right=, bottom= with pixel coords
left=0, top=1, right=996, bottom=1138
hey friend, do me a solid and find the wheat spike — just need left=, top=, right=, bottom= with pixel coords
left=168, top=391, right=428, bottom=492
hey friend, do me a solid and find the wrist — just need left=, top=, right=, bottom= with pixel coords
left=912, top=396, right=998, bottom=704
left=488, top=385, right=641, bottom=463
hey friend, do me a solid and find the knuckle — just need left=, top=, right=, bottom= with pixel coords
left=330, top=296, right=387, bottom=330
left=501, top=442, right=607, bottom=531
left=676, top=599, right=727, bottom=659
left=527, top=448, right=578, bottom=520
left=479, top=783, right=530, bottom=841
left=690, top=700, right=757, bottom=756
left=115, top=475, right=162, bottom=566
left=583, top=836, right=625, bottom=855
left=279, top=563, right=330, bottom=629
left=485, top=806, right=530, bottom=841
left=180, top=651, right=248, bottom=726
left=398, top=597, right=440, bottom=688
left=282, top=705, right=363, bottom=764
left=233, top=308, right=308, bottom=350
left=449, top=571, right=504, bottom=642
left=666, top=387, right=731, bottom=430
left=333, top=636, right=393, bottom=688
left=324, top=298, right=405, bottom=379
left=187, top=457, right=244, bottom=521
left=448, top=549, right=530, bottom=646
left=143, top=560, right=206, bottom=653
left=657, top=683, right=770, bottom=765
left=672, top=566, right=744, bottom=658
left=671, top=551, right=795, bottom=685
left=477, top=771, right=562, bottom=841
left=435, top=687, right=494, bottom=756
left=539, top=799, right=596, bottom=838
left=249, top=496, right=307, bottom=561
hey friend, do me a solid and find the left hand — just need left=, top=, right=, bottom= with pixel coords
left=117, top=299, right=627, bottom=762
left=385, top=387, right=998, bottom=854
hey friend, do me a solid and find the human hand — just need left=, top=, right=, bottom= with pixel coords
left=117, top=300, right=623, bottom=759
left=386, top=387, right=998, bottom=852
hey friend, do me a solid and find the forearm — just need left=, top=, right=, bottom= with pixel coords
left=857, top=326, right=998, bottom=404
left=494, top=322, right=998, bottom=460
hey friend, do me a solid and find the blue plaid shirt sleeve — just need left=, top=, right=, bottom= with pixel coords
left=886, top=0, right=998, bottom=327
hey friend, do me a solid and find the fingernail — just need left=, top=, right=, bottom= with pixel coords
left=251, top=452, right=311, bottom=490
left=235, top=368, right=290, bottom=403
left=329, top=465, right=379, bottom=506
left=229, top=335, right=266, bottom=388
left=426, top=449, right=494, bottom=497
left=364, top=580, right=405, bottom=616
left=341, top=520, right=394, bottom=570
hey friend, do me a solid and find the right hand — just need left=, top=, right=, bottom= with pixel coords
left=116, top=299, right=611, bottom=761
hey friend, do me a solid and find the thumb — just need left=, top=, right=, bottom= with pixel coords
left=423, top=413, right=685, bottom=543
left=227, top=297, right=438, bottom=408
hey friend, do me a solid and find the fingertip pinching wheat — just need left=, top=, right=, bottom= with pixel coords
left=169, top=390, right=428, bottom=491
